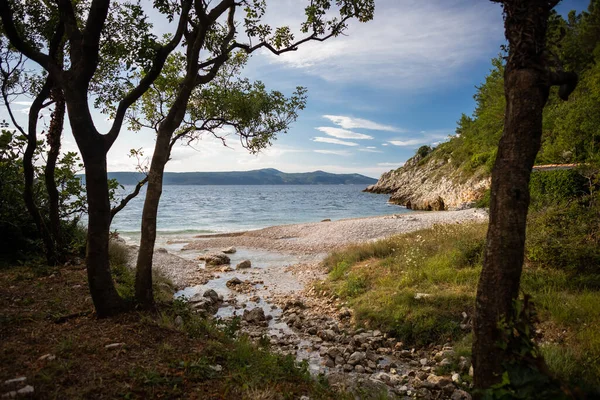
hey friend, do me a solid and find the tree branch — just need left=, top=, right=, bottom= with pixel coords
left=110, top=176, right=148, bottom=221
left=104, top=0, right=193, bottom=150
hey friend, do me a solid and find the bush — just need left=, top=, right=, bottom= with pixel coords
left=529, top=169, right=588, bottom=207
left=526, top=197, right=600, bottom=279
left=416, top=145, right=432, bottom=159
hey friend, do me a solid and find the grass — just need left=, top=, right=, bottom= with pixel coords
left=319, top=222, right=600, bottom=392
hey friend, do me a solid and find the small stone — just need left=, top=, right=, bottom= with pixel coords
left=222, top=247, right=236, bottom=254
left=236, top=260, right=252, bottom=269
left=420, top=358, right=428, bottom=366
left=3, top=377, right=26, bottom=385
left=38, top=354, right=56, bottom=361
left=321, top=219, right=331, bottom=222
left=426, top=374, right=453, bottom=389
left=347, top=351, right=366, bottom=366
left=203, top=289, right=220, bottom=303
left=439, top=358, right=452, bottom=367
left=469, top=365, right=474, bottom=377
left=209, top=364, right=223, bottom=372
left=451, top=389, right=473, bottom=400
left=414, top=293, right=432, bottom=299
left=105, top=343, right=125, bottom=349
left=452, top=373, right=462, bottom=384
left=17, top=386, right=34, bottom=395
left=226, top=277, right=242, bottom=286
left=324, top=357, right=335, bottom=368
left=242, top=308, right=266, bottom=324
left=156, top=247, right=168, bottom=253
left=174, top=316, right=183, bottom=326
left=355, top=365, right=365, bottom=373
left=343, top=364, right=354, bottom=372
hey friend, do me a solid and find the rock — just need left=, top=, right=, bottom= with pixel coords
left=105, top=343, right=125, bottom=349
left=458, top=356, right=471, bottom=373
left=222, top=246, right=236, bottom=254
left=451, top=389, right=472, bottom=400
left=343, top=364, right=354, bottom=372
left=435, top=349, right=455, bottom=362
left=156, top=247, right=168, bottom=253
left=439, top=358, right=452, bottom=367
left=236, top=260, right=252, bottom=269
left=226, top=277, right=242, bottom=287
left=452, top=373, right=462, bottom=384
left=243, top=308, right=266, bottom=324
left=174, top=316, right=183, bottom=326
left=203, top=289, right=220, bottom=303
left=338, top=307, right=352, bottom=320
left=327, top=347, right=342, bottom=359
left=324, top=357, right=335, bottom=368
left=426, top=374, right=453, bottom=389
left=419, top=358, right=429, bottom=366
left=321, top=219, right=331, bottom=222
left=469, top=365, right=474, bottom=377
left=37, top=354, right=56, bottom=361
left=347, top=351, right=366, bottom=366
left=209, top=364, right=223, bottom=372
left=415, top=293, right=432, bottom=299
left=198, top=253, right=230, bottom=266
left=3, top=377, right=26, bottom=385
left=319, top=329, right=337, bottom=341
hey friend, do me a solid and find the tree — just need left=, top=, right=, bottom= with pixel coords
left=0, top=0, right=193, bottom=316
left=472, top=0, right=578, bottom=393
left=0, top=0, right=374, bottom=315
left=124, top=1, right=374, bottom=308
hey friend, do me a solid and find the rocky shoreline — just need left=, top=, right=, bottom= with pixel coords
left=364, top=154, right=490, bottom=211
left=135, top=212, right=487, bottom=399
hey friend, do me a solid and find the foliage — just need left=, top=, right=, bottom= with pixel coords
left=529, top=169, right=588, bottom=208
left=0, top=129, right=87, bottom=263
left=481, top=296, right=568, bottom=400
left=416, top=145, right=432, bottom=159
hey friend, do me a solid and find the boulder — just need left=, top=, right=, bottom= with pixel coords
left=222, top=246, right=237, bottom=254
left=451, top=389, right=472, bottom=400
left=198, top=253, right=230, bottom=266
left=203, top=289, right=220, bottom=304
left=226, top=277, right=242, bottom=287
left=236, top=260, right=252, bottom=269
left=426, top=374, right=453, bottom=389
left=243, top=307, right=266, bottom=324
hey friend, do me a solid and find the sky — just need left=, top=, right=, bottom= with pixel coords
left=3, top=0, right=590, bottom=178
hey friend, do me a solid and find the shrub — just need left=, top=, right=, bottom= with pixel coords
left=529, top=169, right=588, bottom=208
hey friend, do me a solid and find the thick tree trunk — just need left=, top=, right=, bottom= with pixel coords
left=82, top=149, right=125, bottom=317
left=65, top=87, right=125, bottom=317
left=134, top=130, right=172, bottom=307
left=473, top=0, right=553, bottom=392
left=45, top=87, right=65, bottom=260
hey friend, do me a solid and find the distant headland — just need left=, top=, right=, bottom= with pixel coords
left=92, top=168, right=378, bottom=185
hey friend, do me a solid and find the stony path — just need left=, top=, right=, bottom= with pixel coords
left=143, top=212, right=485, bottom=399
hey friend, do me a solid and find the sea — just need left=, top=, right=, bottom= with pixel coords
left=110, top=184, right=408, bottom=238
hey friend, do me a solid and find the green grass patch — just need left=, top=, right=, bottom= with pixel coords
left=320, top=221, right=600, bottom=391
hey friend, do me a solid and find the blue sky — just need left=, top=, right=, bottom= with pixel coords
left=4, top=0, right=590, bottom=178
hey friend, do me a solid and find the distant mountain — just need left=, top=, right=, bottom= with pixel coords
left=100, top=169, right=377, bottom=185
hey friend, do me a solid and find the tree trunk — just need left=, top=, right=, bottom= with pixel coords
left=473, top=0, right=553, bottom=392
left=134, top=129, right=172, bottom=307
left=45, top=87, right=65, bottom=260
left=23, top=81, right=56, bottom=265
left=82, top=149, right=125, bottom=317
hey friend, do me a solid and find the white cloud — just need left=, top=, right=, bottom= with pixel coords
left=316, top=126, right=373, bottom=140
left=314, top=149, right=351, bottom=156
left=366, top=146, right=377, bottom=149
left=358, top=148, right=383, bottom=153
left=388, top=139, right=424, bottom=147
left=381, top=143, right=389, bottom=147
left=260, top=0, right=502, bottom=90
left=323, top=115, right=400, bottom=132
left=312, top=137, right=359, bottom=147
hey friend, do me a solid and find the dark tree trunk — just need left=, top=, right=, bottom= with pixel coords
left=473, top=0, right=556, bottom=392
left=65, top=88, right=125, bottom=317
left=22, top=80, right=57, bottom=265
left=134, top=130, right=172, bottom=307
left=45, top=87, right=65, bottom=260
left=81, top=148, right=125, bottom=317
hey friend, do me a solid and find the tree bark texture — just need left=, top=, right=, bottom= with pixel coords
left=65, top=88, right=124, bottom=317
left=23, top=80, right=57, bottom=265
left=473, top=0, right=555, bottom=392
left=45, top=86, right=65, bottom=260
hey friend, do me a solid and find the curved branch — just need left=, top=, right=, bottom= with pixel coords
left=104, top=0, right=193, bottom=150
left=110, top=176, right=148, bottom=221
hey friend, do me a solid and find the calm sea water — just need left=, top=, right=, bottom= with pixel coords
left=110, top=184, right=408, bottom=235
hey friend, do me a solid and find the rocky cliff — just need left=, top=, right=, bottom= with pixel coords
left=365, top=154, right=490, bottom=211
